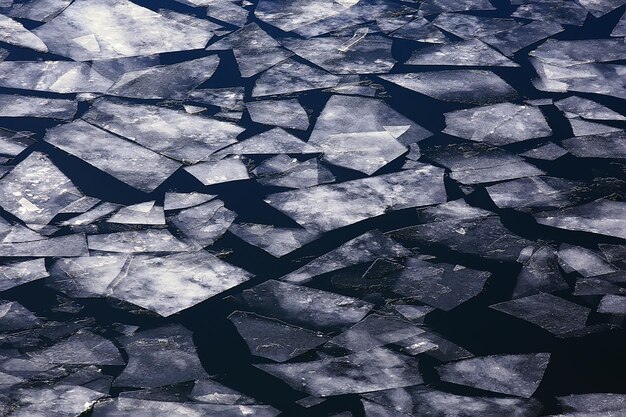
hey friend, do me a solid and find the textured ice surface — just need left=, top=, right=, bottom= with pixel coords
left=0, top=95, right=77, bottom=120
left=407, top=40, right=518, bottom=67
left=247, top=99, right=309, bottom=131
left=169, top=199, right=236, bottom=246
left=229, top=223, right=319, bottom=257
left=253, top=59, right=341, bottom=97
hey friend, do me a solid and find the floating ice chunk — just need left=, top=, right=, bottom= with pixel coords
left=229, top=223, right=320, bottom=257
left=558, top=244, right=617, bottom=277
left=257, top=347, right=422, bottom=396
left=437, top=353, right=550, bottom=398
left=482, top=21, right=563, bottom=56
left=418, top=199, right=493, bottom=222
left=207, top=24, right=291, bottom=77
left=87, top=229, right=192, bottom=253
left=364, top=386, right=542, bottom=417
left=559, top=393, right=626, bottom=413
left=613, top=10, right=626, bottom=36
left=32, top=0, right=213, bottom=60
left=512, top=2, right=588, bottom=26
left=0, top=301, right=40, bottom=331
left=266, top=165, right=446, bottom=232
left=379, top=71, right=516, bottom=104
left=443, top=103, right=551, bottom=145
left=254, top=0, right=347, bottom=32
left=0, top=0, right=73, bottom=22
left=393, top=258, right=490, bottom=311
left=534, top=199, right=626, bottom=240
left=282, top=32, right=395, bottom=75
left=241, top=279, right=373, bottom=330
left=491, top=293, right=591, bottom=336
left=108, top=202, right=165, bottom=226
left=28, top=330, right=124, bottom=365
left=188, top=87, right=245, bottom=111
left=0, top=152, right=83, bottom=229
left=170, top=200, right=236, bottom=247
left=61, top=202, right=122, bottom=228
left=253, top=59, right=341, bottom=97
left=247, top=99, right=309, bottom=131
left=44, top=120, right=181, bottom=193
left=569, top=119, right=622, bottom=136
left=530, top=39, right=626, bottom=67
left=578, top=0, right=625, bottom=17
left=597, top=294, right=626, bottom=315
left=419, top=0, right=495, bottom=15
left=109, top=251, right=251, bottom=317
left=48, top=255, right=127, bottom=298
left=514, top=246, right=568, bottom=298
left=256, top=157, right=336, bottom=189
left=393, top=305, right=435, bottom=324
left=432, top=13, right=523, bottom=39
left=164, top=192, right=216, bottom=211
left=207, top=0, right=249, bottom=27
left=391, top=17, right=447, bottom=43
left=0, top=234, right=88, bottom=257
left=310, top=95, right=431, bottom=147
left=407, top=40, right=517, bottom=67
left=486, top=177, right=581, bottom=210
left=83, top=99, right=243, bottom=164
left=574, top=277, right=624, bottom=296
left=90, top=55, right=158, bottom=81
left=221, top=128, right=320, bottom=156
left=190, top=379, right=258, bottom=404
left=599, top=243, right=626, bottom=262
left=8, top=385, right=106, bottom=417
left=114, top=325, right=209, bottom=387
left=229, top=311, right=329, bottom=362
left=60, top=196, right=100, bottom=215
left=562, top=131, right=626, bottom=159
left=555, top=96, right=625, bottom=121
left=0, top=14, right=48, bottom=52
left=0, top=129, right=33, bottom=157
left=158, top=9, right=222, bottom=33
left=185, top=158, right=250, bottom=186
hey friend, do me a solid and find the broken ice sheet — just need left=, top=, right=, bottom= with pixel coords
left=486, top=176, right=582, bottom=210
left=0, top=301, right=41, bottom=331
left=530, top=39, right=626, bottom=67
left=558, top=244, right=618, bottom=278
left=534, top=199, right=626, bottom=240
left=256, top=157, right=336, bottom=189
left=169, top=199, right=236, bottom=247
left=491, top=293, right=591, bottom=336
left=393, top=258, right=490, bottom=311
left=0, top=61, right=113, bottom=93
left=164, top=192, right=216, bottom=211
left=187, top=87, right=245, bottom=111
left=229, top=223, right=320, bottom=257
left=0, top=234, right=89, bottom=257
left=252, top=59, right=341, bottom=97
left=558, top=392, right=626, bottom=413
left=7, top=385, right=106, bottom=417
left=107, top=201, right=165, bottom=226
left=482, top=21, right=564, bottom=56
left=0, top=152, right=83, bottom=229
left=28, top=330, right=124, bottom=365
left=220, top=128, right=320, bottom=156
left=228, top=311, right=329, bottom=362
left=190, top=379, right=258, bottom=404
left=442, top=103, right=552, bottom=146
left=432, top=13, right=523, bottom=39
left=513, top=246, right=568, bottom=298
left=206, top=0, right=249, bottom=27
left=48, top=255, right=127, bottom=298
left=60, top=202, right=122, bottom=229
left=379, top=70, right=516, bottom=105
left=390, top=17, right=447, bottom=44
left=257, top=347, right=422, bottom=397
left=0, top=258, right=48, bottom=292
left=597, top=294, right=626, bottom=315
left=561, top=131, right=626, bottom=159
left=406, top=40, right=518, bottom=67
left=254, top=0, right=347, bottom=32
left=418, top=0, right=495, bottom=15
left=184, top=158, right=250, bottom=186
left=512, top=1, right=588, bottom=26
left=437, top=353, right=550, bottom=398
left=44, top=120, right=181, bottom=193
left=114, top=325, right=209, bottom=388
left=87, top=229, right=192, bottom=253
left=83, top=98, right=243, bottom=164
left=241, top=279, right=373, bottom=330
left=32, top=0, right=213, bottom=61
left=0, top=13, right=48, bottom=52
left=282, top=32, right=395, bottom=75
left=246, top=99, right=309, bottom=131
left=207, top=24, right=292, bottom=78
left=0, top=0, right=73, bottom=22
left=266, top=164, right=446, bottom=232
left=568, top=119, right=622, bottom=137
left=578, top=0, right=625, bottom=17
left=106, top=56, right=220, bottom=100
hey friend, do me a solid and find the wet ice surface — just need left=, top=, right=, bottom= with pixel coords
left=0, top=0, right=624, bottom=416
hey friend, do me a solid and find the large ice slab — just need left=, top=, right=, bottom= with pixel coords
left=482, top=21, right=563, bottom=56
left=407, top=40, right=518, bottom=67
left=0, top=95, right=77, bottom=120
left=0, top=14, right=48, bottom=52
left=221, top=128, right=319, bottom=156
left=513, top=246, right=568, bottom=298
left=433, top=13, right=523, bottom=39
left=252, top=59, right=341, bottom=97
left=0, top=234, right=88, bottom=257
left=87, top=229, right=192, bottom=253
left=28, top=330, right=124, bottom=365
left=229, top=223, right=320, bottom=257
left=0, top=258, right=49, bottom=292
left=561, top=131, right=626, bottom=159
left=8, top=385, right=106, bottom=417
left=169, top=199, right=236, bottom=246
left=246, top=99, right=309, bottom=131
left=486, top=176, right=582, bottom=210
left=530, top=39, right=626, bottom=67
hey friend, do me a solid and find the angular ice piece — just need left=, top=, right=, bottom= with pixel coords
left=393, top=304, right=434, bottom=324
left=33, top=0, right=212, bottom=61
left=185, top=158, right=250, bottom=186
left=256, top=347, right=422, bottom=396
left=241, top=279, right=373, bottom=330
left=419, top=0, right=495, bottom=15
left=206, top=0, right=249, bottom=26
left=190, top=379, right=258, bottom=404
left=114, top=325, right=209, bottom=387
left=108, top=202, right=165, bottom=225
left=229, top=311, right=329, bottom=362
left=188, top=87, right=245, bottom=110
left=254, top=0, right=346, bottom=32
left=170, top=200, right=236, bottom=247
left=158, top=9, right=222, bottom=32
left=107, top=56, right=220, bottom=99
left=512, top=1, right=588, bottom=26
left=443, top=103, right=551, bottom=145
left=282, top=33, right=395, bottom=75
left=48, top=255, right=127, bottom=298
left=247, top=99, right=309, bottom=131
left=83, top=99, right=243, bottom=164
left=363, top=386, right=542, bottom=417
left=0, top=129, right=33, bottom=157
left=0, top=258, right=48, bottom=292
left=87, top=229, right=192, bottom=253
left=391, top=17, right=447, bottom=43
left=0, top=152, right=83, bottom=229
left=534, top=199, right=626, bottom=240
left=229, top=223, right=320, bottom=257
left=530, top=39, right=626, bottom=67
left=28, top=330, right=124, bottom=365
left=221, top=128, right=320, bottom=155
left=379, top=71, right=516, bottom=104
left=559, top=392, right=626, bottom=413
left=486, top=177, right=581, bottom=210
left=558, top=244, right=617, bottom=277
left=257, top=157, right=336, bottom=189
left=44, top=120, right=181, bottom=193
left=521, top=143, right=569, bottom=161
left=557, top=96, right=626, bottom=120
left=0, top=234, right=88, bottom=257
left=310, top=95, right=431, bottom=147
left=562, top=131, right=626, bottom=159
left=266, top=165, right=446, bottom=232
left=61, top=202, right=122, bottom=228
left=90, top=54, right=160, bottom=81
left=60, top=196, right=100, bottom=214
left=570, top=118, right=622, bottom=136
left=514, top=246, right=568, bottom=298
left=574, top=277, right=624, bottom=296
left=207, top=24, right=291, bottom=77
left=0, top=14, right=48, bottom=52
left=0, top=301, right=40, bottom=332
left=418, top=199, right=493, bottom=223
left=253, top=59, right=341, bottom=97
left=0, top=95, right=77, bottom=120
left=407, top=40, right=518, bottom=67
left=491, top=293, right=591, bottom=336
left=599, top=244, right=626, bottom=262
left=393, top=258, right=490, bottom=311
left=597, top=294, right=626, bottom=315
left=0, top=0, right=73, bottom=22
left=281, top=230, right=410, bottom=284
left=613, top=11, right=626, bottom=36
left=482, top=21, right=563, bottom=56
left=432, top=13, right=523, bottom=39
left=164, top=192, right=216, bottom=211
left=578, top=0, right=625, bottom=17
left=390, top=216, right=536, bottom=263
left=329, top=314, right=424, bottom=352
left=437, top=353, right=550, bottom=398
left=9, top=385, right=106, bottom=417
